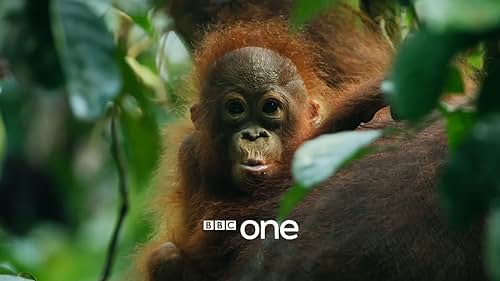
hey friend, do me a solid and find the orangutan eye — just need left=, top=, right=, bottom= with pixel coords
left=262, top=99, right=280, bottom=114
left=226, top=99, right=245, bottom=115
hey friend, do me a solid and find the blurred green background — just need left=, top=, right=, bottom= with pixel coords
left=0, top=0, right=190, bottom=280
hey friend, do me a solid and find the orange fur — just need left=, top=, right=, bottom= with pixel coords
left=193, top=20, right=329, bottom=102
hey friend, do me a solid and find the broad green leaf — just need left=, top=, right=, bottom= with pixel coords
left=0, top=276, right=33, bottom=281
left=130, top=14, right=154, bottom=37
left=485, top=203, right=500, bottom=281
left=414, top=0, right=500, bottom=32
left=279, top=130, right=381, bottom=220
left=388, top=30, right=471, bottom=121
left=15, top=274, right=34, bottom=281
left=85, top=0, right=112, bottom=17
left=291, top=0, right=339, bottom=28
left=51, top=0, right=122, bottom=120
left=444, top=109, right=476, bottom=151
left=439, top=114, right=500, bottom=229
left=292, top=130, right=382, bottom=188
left=277, top=183, right=309, bottom=222
left=467, top=44, right=485, bottom=71
left=126, top=57, right=166, bottom=99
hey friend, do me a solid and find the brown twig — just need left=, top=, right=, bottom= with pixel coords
left=99, top=106, right=130, bottom=281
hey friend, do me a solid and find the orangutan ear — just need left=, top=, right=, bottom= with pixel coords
left=309, top=99, right=322, bottom=128
left=190, top=104, right=201, bottom=130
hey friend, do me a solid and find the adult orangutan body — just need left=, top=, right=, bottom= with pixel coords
left=135, top=5, right=485, bottom=281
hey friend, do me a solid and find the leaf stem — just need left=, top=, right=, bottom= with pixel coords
left=99, top=106, right=129, bottom=281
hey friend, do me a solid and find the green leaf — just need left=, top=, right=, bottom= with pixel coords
left=126, top=57, right=166, bottom=99
left=279, top=130, right=381, bottom=220
left=439, top=114, right=500, bottom=229
left=468, top=45, right=485, bottom=70
left=291, top=0, right=339, bottom=28
left=345, top=0, right=359, bottom=8
left=112, top=0, right=151, bottom=17
left=292, top=130, right=382, bottom=188
left=387, top=30, right=471, bottom=121
left=0, top=264, right=16, bottom=276
left=0, top=276, right=33, bottom=281
left=51, top=0, right=122, bottom=120
left=485, top=203, right=500, bottom=281
left=15, top=274, right=34, bottom=281
left=130, top=14, right=154, bottom=37
left=444, top=109, right=476, bottom=151
left=277, top=183, right=309, bottom=222
left=414, top=0, right=500, bottom=32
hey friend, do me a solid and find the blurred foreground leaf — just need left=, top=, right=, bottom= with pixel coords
left=415, top=0, right=500, bottom=32
left=0, top=264, right=16, bottom=276
left=292, top=130, right=382, bottom=188
left=51, top=0, right=122, bottom=120
left=0, top=276, right=33, bottom=281
left=277, top=183, right=308, bottom=223
left=388, top=30, right=471, bottom=121
left=278, top=130, right=381, bottom=220
left=439, top=114, right=500, bottom=229
left=112, top=0, right=152, bottom=17
left=126, top=57, right=166, bottom=100
left=443, top=109, right=476, bottom=151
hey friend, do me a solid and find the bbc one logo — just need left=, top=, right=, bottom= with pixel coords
left=203, top=220, right=299, bottom=240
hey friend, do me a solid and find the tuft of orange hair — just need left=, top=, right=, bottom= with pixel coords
left=192, top=19, right=331, bottom=100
